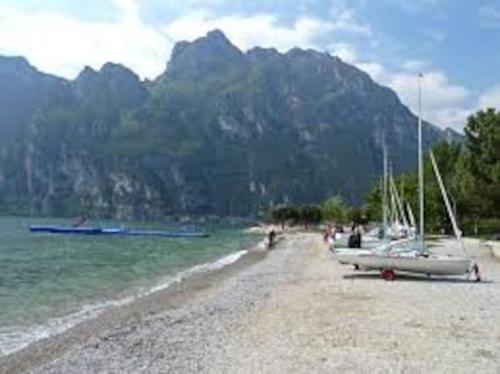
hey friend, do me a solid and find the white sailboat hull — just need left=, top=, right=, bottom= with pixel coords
left=332, top=252, right=471, bottom=276
left=333, top=237, right=381, bottom=250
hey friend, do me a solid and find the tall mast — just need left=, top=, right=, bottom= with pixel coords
left=418, top=73, right=424, bottom=243
left=390, top=175, right=408, bottom=228
left=382, top=138, right=388, bottom=230
left=429, top=151, right=460, bottom=240
left=389, top=163, right=397, bottom=223
left=429, top=151, right=468, bottom=256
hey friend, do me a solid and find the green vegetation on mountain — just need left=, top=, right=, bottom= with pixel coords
left=0, top=30, right=455, bottom=219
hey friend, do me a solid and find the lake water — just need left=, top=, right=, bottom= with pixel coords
left=0, top=216, right=262, bottom=355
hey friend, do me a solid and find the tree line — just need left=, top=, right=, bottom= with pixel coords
left=269, top=109, right=499, bottom=236
left=366, top=108, right=499, bottom=236
left=269, top=196, right=366, bottom=230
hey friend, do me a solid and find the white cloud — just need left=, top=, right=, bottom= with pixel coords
left=328, top=4, right=371, bottom=35
left=385, top=70, right=472, bottom=130
left=401, top=59, right=428, bottom=72
left=0, top=0, right=169, bottom=79
left=163, top=11, right=327, bottom=53
left=478, top=84, right=500, bottom=109
left=393, top=71, right=468, bottom=110
left=358, top=60, right=500, bottom=130
left=162, top=7, right=371, bottom=55
left=0, top=1, right=372, bottom=79
left=353, top=57, right=472, bottom=130
left=329, top=42, right=358, bottom=63
left=479, top=5, right=500, bottom=28
left=0, top=0, right=493, bottom=132
left=356, top=62, right=385, bottom=80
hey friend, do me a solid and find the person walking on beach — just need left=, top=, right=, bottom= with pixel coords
left=324, top=224, right=332, bottom=243
left=324, top=224, right=337, bottom=249
left=268, top=229, right=277, bottom=249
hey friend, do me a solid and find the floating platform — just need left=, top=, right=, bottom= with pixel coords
left=29, top=225, right=209, bottom=238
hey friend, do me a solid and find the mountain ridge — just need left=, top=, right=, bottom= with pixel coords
left=0, top=30, right=458, bottom=218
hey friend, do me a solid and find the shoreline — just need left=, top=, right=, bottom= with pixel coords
left=2, top=233, right=500, bottom=373
left=0, top=236, right=269, bottom=374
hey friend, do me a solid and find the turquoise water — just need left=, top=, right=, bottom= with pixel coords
left=0, top=216, right=262, bottom=355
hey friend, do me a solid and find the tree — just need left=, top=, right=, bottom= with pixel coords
left=346, top=207, right=363, bottom=224
left=298, top=205, right=322, bottom=230
left=270, top=206, right=290, bottom=229
left=363, top=143, right=460, bottom=233
left=463, top=108, right=500, bottom=218
left=269, top=206, right=300, bottom=229
left=321, top=195, right=348, bottom=223
left=365, top=183, right=382, bottom=222
left=363, top=108, right=500, bottom=235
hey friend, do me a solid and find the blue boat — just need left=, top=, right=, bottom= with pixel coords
left=125, top=230, right=209, bottom=238
left=28, top=225, right=208, bottom=238
left=29, top=226, right=104, bottom=235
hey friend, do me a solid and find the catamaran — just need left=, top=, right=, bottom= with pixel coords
left=331, top=74, right=479, bottom=281
left=332, top=141, right=414, bottom=250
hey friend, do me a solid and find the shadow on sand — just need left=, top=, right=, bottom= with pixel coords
left=342, top=272, right=493, bottom=284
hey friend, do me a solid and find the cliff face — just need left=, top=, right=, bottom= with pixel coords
left=0, top=30, right=450, bottom=218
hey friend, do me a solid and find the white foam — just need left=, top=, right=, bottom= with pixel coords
left=0, top=249, right=250, bottom=356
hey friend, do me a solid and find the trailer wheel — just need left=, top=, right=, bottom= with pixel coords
left=381, top=269, right=395, bottom=281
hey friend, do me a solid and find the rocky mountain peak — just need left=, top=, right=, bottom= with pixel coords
left=246, top=47, right=282, bottom=63
left=285, top=47, right=328, bottom=60
left=0, top=32, right=448, bottom=218
left=73, top=63, right=146, bottom=109
left=166, top=29, right=245, bottom=80
left=205, top=29, right=232, bottom=44
left=100, top=62, right=138, bottom=78
left=75, top=65, right=98, bottom=83
left=0, top=55, right=37, bottom=76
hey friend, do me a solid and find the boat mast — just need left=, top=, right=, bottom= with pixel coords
left=390, top=175, right=408, bottom=228
left=430, top=151, right=468, bottom=256
left=429, top=152, right=461, bottom=240
left=382, top=138, right=388, bottom=231
left=389, top=164, right=398, bottom=224
left=407, top=203, right=416, bottom=229
left=418, top=73, right=424, bottom=244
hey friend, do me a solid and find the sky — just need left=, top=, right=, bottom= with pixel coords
left=0, top=0, right=499, bottom=131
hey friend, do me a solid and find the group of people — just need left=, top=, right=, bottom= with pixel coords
left=323, top=222, right=363, bottom=248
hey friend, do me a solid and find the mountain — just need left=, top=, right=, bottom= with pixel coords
left=0, top=30, right=448, bottom=219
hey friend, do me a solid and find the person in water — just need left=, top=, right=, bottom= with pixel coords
left=72, top=214, right=87, bottom=228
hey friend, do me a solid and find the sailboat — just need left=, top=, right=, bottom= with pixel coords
left=332, top=141, right=401, bottom=249
left=332, top=74, right=478, bottom=280
left=337, top=146, right=414, bottom=249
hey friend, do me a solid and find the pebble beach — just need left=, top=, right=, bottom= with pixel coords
left=2, top=232, right=500, bottom=373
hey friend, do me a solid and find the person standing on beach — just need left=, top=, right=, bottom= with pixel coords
left=348, top=223, right=362, bottom=248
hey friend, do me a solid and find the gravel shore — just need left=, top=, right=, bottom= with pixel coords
left=2, top=233, right=500, bottom=373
